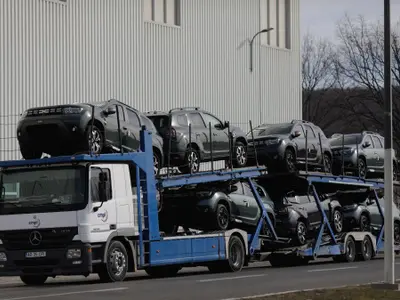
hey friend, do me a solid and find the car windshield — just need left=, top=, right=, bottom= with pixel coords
left=330, top=134, right=362, bottom=146
left=0, top=166, right=86, bottom=215
left=249, top=124, right=293, bottom=137
left=81, top=101, right=109, bottom=107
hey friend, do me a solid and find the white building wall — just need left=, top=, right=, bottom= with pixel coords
left=0, top=0, right=301, bottom=160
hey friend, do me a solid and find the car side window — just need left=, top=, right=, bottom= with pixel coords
left=298, top=195, right=311, bottom=204
left=90, top=167, right=112, bottom=203
left=231, top=182, right=243, bottom=194
left=363, top=135, right=374, bottom=148
left=201, top=113, right=222, bottom=128
left=292, top=125, right=304, bottom=137
left=372, top=136, right=383, bottom=148
left=242, top=183, right=255, bottom=197
left=117, top=106, right=126, bottom=122
left=304, top=125, right=316, bottom=138
left=188, top=113, right=206, bottom=128
left=176, top=114, right=188, bottom=126
left=127, top=109, right=141, bottom=127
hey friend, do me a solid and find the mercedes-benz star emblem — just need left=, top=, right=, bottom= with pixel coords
left=29, top=231, right=42, bottom=246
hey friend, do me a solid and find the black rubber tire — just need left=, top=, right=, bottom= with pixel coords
left=86, top=125, right=104, bottom=155
left=207, top=235, right=245, bottom=273
left=215, top=203, right=230, bottom=231
left=333, top=237, right=356, bottom=263
left=358, top=236, right=373, bottom=261
left=98, top=240, right=129, bottom=282
left=357, top=157, right=367, bottom=179
left=332, top=209, right=344, bottom=234
left=359, top=213, right=371, bottom=232
left=295, top=221, right=307, bottom=245
left=232, top=141, right=247, bottom=168
left=20, top=275, right=48, bottom=286
left=284, top=148, right=297, bottom=173
left=20, top=147, right=42, bottom=159
left=179, top=147, right=200, bottom=174
left=323, top=154, right=332, bottom=173
left=145, top=265, right=181, bottom=278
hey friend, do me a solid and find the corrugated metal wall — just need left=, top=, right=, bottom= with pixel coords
left=0, top=0, right=301, bottom=160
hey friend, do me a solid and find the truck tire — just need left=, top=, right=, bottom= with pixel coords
left=333, top=236, right=356, bottom=263
left=358, top=236, right=373, bottom=261
left=98, top=240, right=129, bottom=282
left=20, top=275, right=48, bottom=286
left=208, top=235, right=245, bottom=273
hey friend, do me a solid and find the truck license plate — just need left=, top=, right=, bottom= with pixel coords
left=25, top=251, right=46, bottom=258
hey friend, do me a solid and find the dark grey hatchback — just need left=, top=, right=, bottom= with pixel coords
left=17, top=99, right=164, bottom=174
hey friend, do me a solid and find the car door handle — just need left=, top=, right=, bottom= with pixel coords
left=196, top=133, right=200, bottom=136
left=122, top=126, right=127, bottom=130
left=213, top=133, right=217, bottom=136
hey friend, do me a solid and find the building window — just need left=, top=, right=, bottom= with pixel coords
left=260, top=0, right=291, bottom=49
left=144, top=0, right=181, bottom=26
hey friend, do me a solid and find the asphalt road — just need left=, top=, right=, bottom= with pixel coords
left=1, top=257, right=400, bottom=300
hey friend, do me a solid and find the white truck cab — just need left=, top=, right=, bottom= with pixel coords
left=0, top=162, right=143, bottom=284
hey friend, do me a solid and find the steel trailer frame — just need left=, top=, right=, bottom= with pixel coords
left=0, top=128, right=397, bottom=274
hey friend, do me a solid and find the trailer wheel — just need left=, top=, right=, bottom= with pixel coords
left=295, top=221, right=308, bottom=245
left=20, top=275, right=48, bottom=286
left=208, top=235, right=245, bottom=273
left=145, top=265, right=181, bottom=278
left=358, top=236, right=373, bottom=261
left=333, top=237, right=356, bottom=263
left=98, top=240, right=129, bottom=282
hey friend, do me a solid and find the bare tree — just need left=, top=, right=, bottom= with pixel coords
left=301, top=33, right=344, bottom=129
left=335, top=15, right=400, bottom=146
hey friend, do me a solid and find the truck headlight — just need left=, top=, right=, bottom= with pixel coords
left=0, top=252, right=7, bottom=262
left=66, top=249, right=81, bottom=259
left=63, top=107, right=83, bottom=114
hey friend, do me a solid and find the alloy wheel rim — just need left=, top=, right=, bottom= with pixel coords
left=334, top=211, right=342, bottom=232
left=287, top=152, right=295, bottom=171
left=297, top=223, right=306, bottom=244
left=358, top=161, right=366, bottom=178
left=236, top=146, right=246, bottom=165
left=218, top=206, right=229, bottom=228
left=90, top=129, right=102, bottom=154
left=188, top=151, right=199, bottom=173
left=110, top=249, right=126, bottom=277
left=153, top=155, right=159, bottom=175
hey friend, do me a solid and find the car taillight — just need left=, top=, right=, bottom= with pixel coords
left=165, top=128, right=176, bottom=139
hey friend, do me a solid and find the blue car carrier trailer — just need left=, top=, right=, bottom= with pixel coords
left=0, top=128, right=397, bottom=285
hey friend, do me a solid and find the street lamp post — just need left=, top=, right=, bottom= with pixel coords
left=383, top=0, right=395, bottom=285
left=249, top=28, right=274, bottom=72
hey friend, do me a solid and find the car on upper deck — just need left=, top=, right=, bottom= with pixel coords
left=247, top=120, right=332, bottom=173
left=329, top=131, right=398, bottom=179
left=17, top=99, right=164, bottom=175
left=145, top=107, right=248, bottom=173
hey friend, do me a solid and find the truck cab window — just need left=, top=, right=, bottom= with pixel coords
left=90, top=168, right=112, bottom=202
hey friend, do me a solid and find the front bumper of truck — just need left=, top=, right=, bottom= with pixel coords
left=0, top=242, right=92, bottom=276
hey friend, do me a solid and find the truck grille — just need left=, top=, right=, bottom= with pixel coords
left=0, top=227, right=78, bottom=250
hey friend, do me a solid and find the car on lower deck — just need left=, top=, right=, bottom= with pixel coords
left=262, top=189, right=343, bottom=246
left=158, top=180, right=276, bottom=236
left=247, top=120, right=332, bottom=173
left=145, top=108, right=248, bottom=174
left=17, top=99, right=164, bottom=175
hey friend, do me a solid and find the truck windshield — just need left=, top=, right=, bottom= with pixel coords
left=0, top=166, right=87, bottom=215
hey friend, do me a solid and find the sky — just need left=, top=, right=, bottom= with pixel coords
left=301, top=0, right=400, bottom=40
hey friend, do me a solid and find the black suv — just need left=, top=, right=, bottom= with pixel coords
left=158, top=180, right=275, bottom=235
left=329, top=131, right=398, bottom=179
left=145, top=107, right=248, bottom=173
left=17, top=99, right=164, bottom=174
left=247, top=120, right=333, bottom=173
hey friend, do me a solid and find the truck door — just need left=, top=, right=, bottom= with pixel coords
left=88, top=165, right=118, bottom=243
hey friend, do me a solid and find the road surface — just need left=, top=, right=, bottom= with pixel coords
left=0, top=257, right=399, bottom=300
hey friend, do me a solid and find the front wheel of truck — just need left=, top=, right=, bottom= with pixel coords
left=20, top=275, right=48, bottom=286
left=98, top=240, right=129, bottom=282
